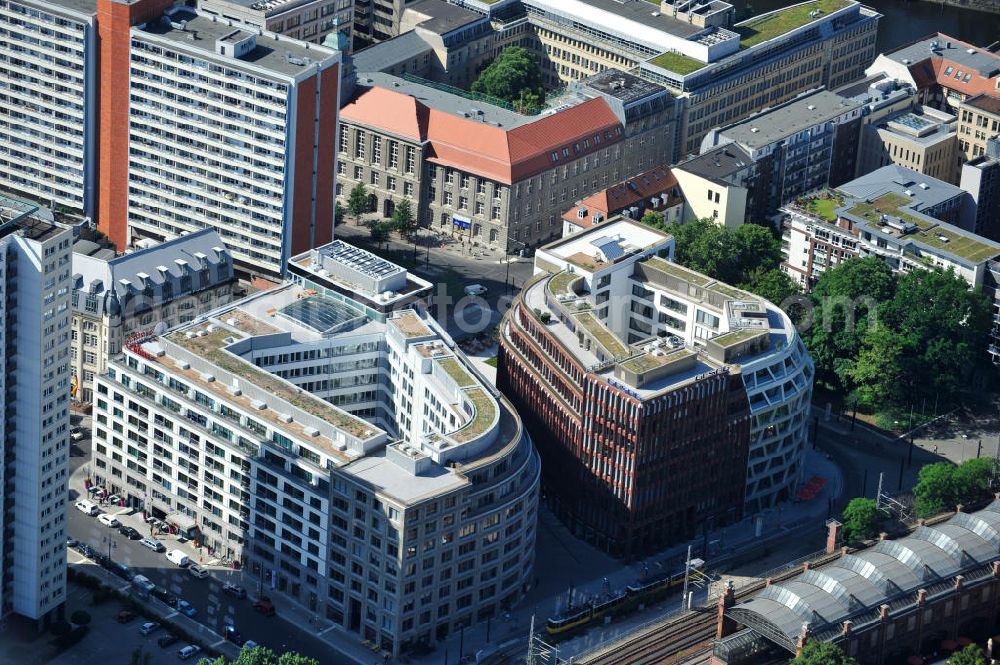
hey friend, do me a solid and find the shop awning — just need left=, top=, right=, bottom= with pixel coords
left=166, top=512, right=197, bottom=531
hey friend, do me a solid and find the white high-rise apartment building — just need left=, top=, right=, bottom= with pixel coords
left=0, top=195, right=75, bottom=624
left=0, top=0, right=96, bottom=215
left=125, top=5, right=341, bottom=278
left=91, top=242, right=539, bottom=656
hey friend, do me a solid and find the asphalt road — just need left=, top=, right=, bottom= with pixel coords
left=334, top=223, right=534, bottom=340
left=67, top=416, right=357, bottom=664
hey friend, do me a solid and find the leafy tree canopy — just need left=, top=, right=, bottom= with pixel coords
left=804, top=256, right=894, bottom=391
left=740, top=267, right=799, bottom=307
left=948, top=644, right=988, bottom=665
left=913, top=458, right=993, bottom=518
left=856, top=267, right=991, bottom=406
left=669, top=219, right=782, bottom=287
left=391, top=198, right=416, bottom=237
left=198, top=646, right=319, bottom=665
left=840, top=497, right=884, bottom=543
left=791, top=639, right=859, bottom=665
left=471, top=47, right=545, bottom=113
left=347, top=183, right=369, bottom=222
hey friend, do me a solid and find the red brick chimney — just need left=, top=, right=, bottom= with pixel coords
left=795, top=623, right=812, bottom=656
left=826, top=519, right=842, bottom=554
left=716, top=581, right=737, bottom=639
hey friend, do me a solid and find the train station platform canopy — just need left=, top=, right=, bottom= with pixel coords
left=727, top=501, right=1000, bottom=652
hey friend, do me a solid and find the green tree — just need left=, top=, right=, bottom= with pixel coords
left=741, top=267, right=799, bottom=306
left=197, top=645, right=320, bottom=665
left=347, top=183, right=369, bottom=224
left=732, top=223, right=783, bottom=277
left=391, top=198, right=416, bottom=238
left=368, top=220, right=392, bottom=244
left=790, top=639, right=859, bottom=665
left=671, top=219, right=738, bottom=282
left=953, top=457, right=993, bottom=506
left=69, top=610, right=91, bottom=625
left=914, top=462, right=957, bottom=517
left=840, top=497, right=884, bottom=543
left=948, top=644, right=988, bottom=665
left=670, top=219, right=782, bottom=287
left=640, top=210, right=665, bottom=229
left=804, top=256, right=895, bottom=392
left=334, top=201, right=345, bottom=226
left=471, top=47, right=545, bottom=111
left=847, top=267, right=990, bottom=412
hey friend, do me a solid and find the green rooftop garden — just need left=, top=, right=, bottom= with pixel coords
left=169, top=326, right=372, bottom=438
left=912, top=226, right=1000, bottom=263
left=711, top=282, right=754, bottom=300
left=643, top=256, right=714, bottom=287
left=574, top=312, right=629, bottom=358
left=802, top=192, right=846, bottom=222
left=621, top=349, right=694, bottom=374
left=737, top=0, right=852, bottom=48
left=649, top=51, right=706, bottom=75
left=712, top=328, right=767, bottom=348
left=437, top=357, right=475, bottom=388
left=548, top=271, right=581, bottom=297
left=452, top=388, right=496, bottom=442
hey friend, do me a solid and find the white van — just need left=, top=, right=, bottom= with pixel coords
left=74, top=500, right=99, bottom=516
left=165, top=549, right=190, bottom=567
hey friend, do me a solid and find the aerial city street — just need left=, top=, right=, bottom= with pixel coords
left=0, top=0, right=998, bottom=664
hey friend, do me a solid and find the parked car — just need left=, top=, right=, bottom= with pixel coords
left=139, top=621, right=159, bottom=635
left=176, top=600, right=197, bottom=617
left=187, top=564, right=209, bottom=579
left=106, top=494, right=121, bottom=505
left=66, top=537, right=78, bottom=548
left=70, top=430, right=85, bottom=441
left=131, top=575, right=155, bottom=594
left=223, top=583, right=247, bottom=599
left=252, top=597, right=276, bottom=617
left=96, top=513, right=120, bottom=528
left=108, top=562, right=133, bottom=581
left=177, top=645, right=201, bottom=661
left=157, top=634, right=179, bottom=648
left=224, top=625, right=245, bottom=646
left=165, top=549, right=190, bottom=567
left=74, top=500, right=99, bottom=516
left=242, top=641, right=258, bottom=650
left=119, top=525, right=142, bottom=540
left=464, top=284, right=487, bottom=296
left=152, top=586, right=177, bottom=606
left=116, top=610, right=136, bottom=624
left=139, top=537, right=165, bottom=553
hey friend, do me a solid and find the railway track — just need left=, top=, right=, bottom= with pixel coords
left=578, top=550, right=844, bottom=665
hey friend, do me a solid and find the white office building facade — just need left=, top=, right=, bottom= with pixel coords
left=92, top=248, right=539, bottom=656
left=0, top=0, right=96, bottom=215
left=0, top=198, right=75, bottom=623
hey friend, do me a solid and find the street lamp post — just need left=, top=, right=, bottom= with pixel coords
left=104, top=536, right=116, bottom=563
left=504, top=238, right=527, bottom=295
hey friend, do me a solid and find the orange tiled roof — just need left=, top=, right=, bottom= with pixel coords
left=898, top=34, right=1000, bottom=99
left=562, top=166, right=683, bottom=228
left=339, top=85, right=624, bottom=185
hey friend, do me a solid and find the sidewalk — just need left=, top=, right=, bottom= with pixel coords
left=337, top=221, right=512, bottom=266
left=75, top=467, right=231, bottom=573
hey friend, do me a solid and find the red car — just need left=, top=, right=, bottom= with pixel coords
left=252, top=598, right=275, bottom=617
left=116, top=610, right=136, bottom=623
